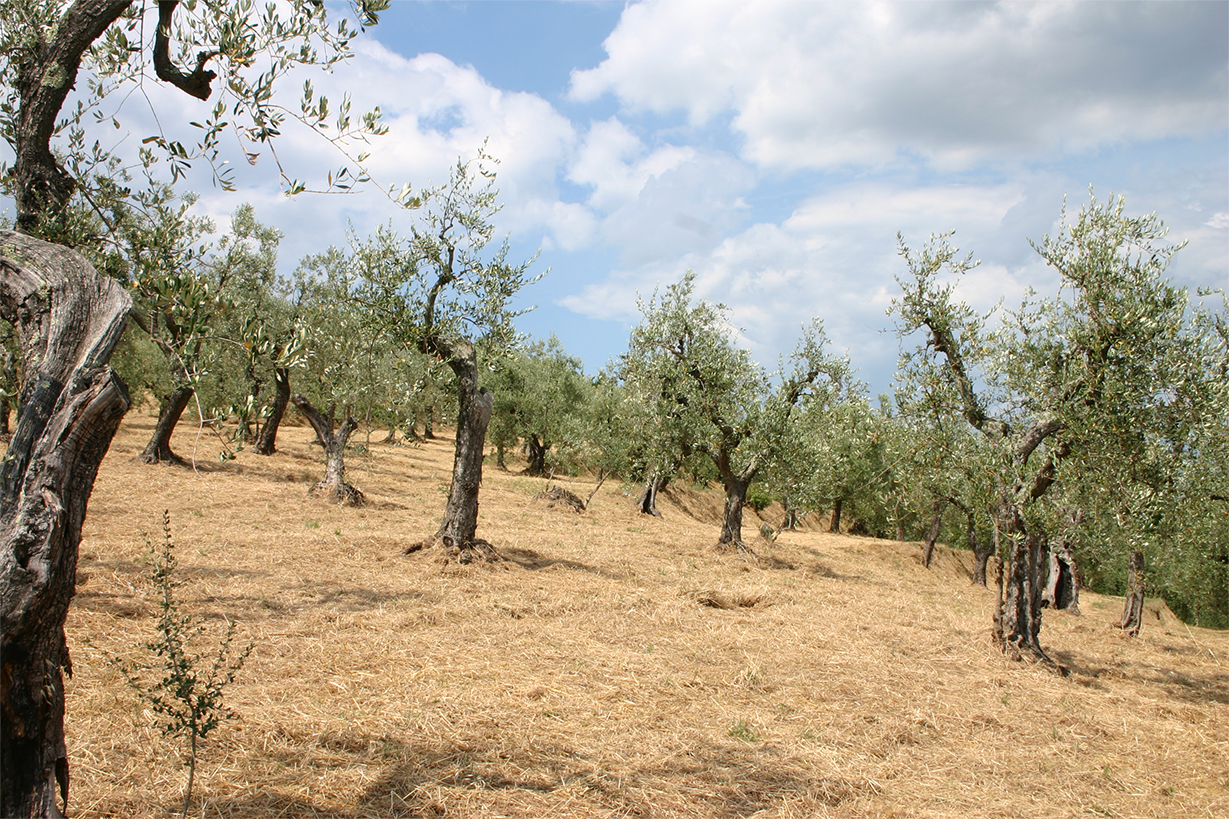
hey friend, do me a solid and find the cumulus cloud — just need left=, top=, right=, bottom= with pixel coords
left=571, top=1, right=1229, bottom=172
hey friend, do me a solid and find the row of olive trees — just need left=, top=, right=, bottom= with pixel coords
left=0, top=0, right=398, bottom=813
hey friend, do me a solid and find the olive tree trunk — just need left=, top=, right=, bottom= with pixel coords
left=1042, top=539, right=1081, bottom=614
left=639, top=473, right=669, bottom=517
left=991, top=498, right=1057, bottom=668
left=828, top=496, right=843, bottom=533
left=713, top=449, right=756, bottom=553
left=921, top=499, right=945, bottom=568
left=1118, top=550, right=1145, bottom=636
left=291, top=395, right=363, bottom=506
left=716, top=476, right=751, bottom=550
left=524, top=434, right=547, bottom=477
left=138, top=383, right=193, bottom=464
left=253, top=366, right=290, bottom=455
left=0, top=231, right=132, bottom=818
left=431, top=340, right=495, bottom=561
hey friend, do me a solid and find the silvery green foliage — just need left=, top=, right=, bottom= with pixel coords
left=892, top=191, right=1227, bottom=627
left=0, top=0, right=395, bottom=200
left=621, top=272, right=849, bottom=541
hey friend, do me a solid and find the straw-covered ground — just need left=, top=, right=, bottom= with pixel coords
left=64, top=410, right=1228, bottom=819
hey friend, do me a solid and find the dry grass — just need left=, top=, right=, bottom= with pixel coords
left=64, top=411, right=1229, bottom=819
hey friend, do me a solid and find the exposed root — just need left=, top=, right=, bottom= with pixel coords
left=715, top=538, right=761, bottom=565
left=997, top=637, right=1070, bottom=677
left=405, top=535, right=504, bottom=565
left=307, top=481, right=365, bottom=507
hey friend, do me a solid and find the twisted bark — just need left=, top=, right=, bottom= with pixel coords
left=0, top=231, right=132, bottom=817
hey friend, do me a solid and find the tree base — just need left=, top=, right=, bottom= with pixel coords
left=307, top=481, right=365, bottom=506
left=995, top=634, right=1069, bottom=676
left=715, top=538, right=760, bottom=563
left=405, top=535, right=503, bottom=565
left=138, top=449, right=186, bottom=466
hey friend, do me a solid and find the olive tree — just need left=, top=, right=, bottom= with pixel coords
left=622, top=273, right=846, bottom=552
left=1, top=2, right=390, bottom=813
left=344, top=152, right=542, bottom=560
left=892, top=192, right=1205, bottom=667
left=488, top=335, right=589, bottom=475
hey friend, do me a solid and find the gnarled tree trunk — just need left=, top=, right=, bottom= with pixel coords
left=639, top=473, right=669, bottom=517
left=1118, top=550, right=1145, bottom=636
left=969, top=515, right=992, bottom=587
left=1, top=231, right=132, bottom=818
left=291, top=395, right=363, bottom=506
left=524, top=434, right=547, bottom=477
left=139, top=383, right=193, bottom=464
left=992, top=499, right=1058, bottom=669
left=1042, top=539, right=1081, bottom=614
left=253, top=366, right=290, bottom=455
left=716, top=475, right=751, bottom=551
left=430, top=340, right=495, bottom=561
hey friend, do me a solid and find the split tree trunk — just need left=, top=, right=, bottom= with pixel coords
left=639, top=473, right=669, bottom=517
left=524, top=434, right=547, bottom=477
left=253, top=366, right=290, bottom=455
left=1042, top=539, right=1081, bottom=614
left=291, top=395, right=363, bottom=506
left=1118, top=550, right=1145, bottom=636
left=0, top=231, right=132, bottom=818
left=139, top=384, right=193, bottom=464
left=992, top=499, right=1058, bottom=669
left=431, top=341, right=495, bottom=561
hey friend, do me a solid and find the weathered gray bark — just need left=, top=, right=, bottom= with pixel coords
left=1, top=231, right=132, bottom=818
left=291, top=396, right=363, bottom=506
left=1042, top=538, right=1081, bottom=614
left=992, top=501, right=1054, bottom=667
left=1118, top=550, right=1145, bottom=636
left=713, top=448, right=755, bottom=553
left=716, top=476, right=751, bottom=550
left=430, top=340, right=496, bottom=561
left=139, top=383, right=193, bottom=464
left=253, top=366, right=290, bottom=455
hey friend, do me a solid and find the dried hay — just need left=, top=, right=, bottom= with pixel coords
left=55, top=409, right=1229, bottom=818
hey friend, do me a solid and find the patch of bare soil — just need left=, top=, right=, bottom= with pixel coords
left=64, top=410, right=1229, bottom=818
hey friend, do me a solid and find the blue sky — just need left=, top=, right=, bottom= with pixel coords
left=7, top=1, right=1228, bottom=395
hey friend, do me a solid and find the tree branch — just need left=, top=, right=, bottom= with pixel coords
left=154, top=1, right=217, bottom=100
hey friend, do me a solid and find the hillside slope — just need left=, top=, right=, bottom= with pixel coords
left=66, top=412, right=1228, bottom=818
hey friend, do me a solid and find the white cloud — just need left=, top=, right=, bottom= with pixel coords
left=562, top=178, right=1051, bottom=387
left=572, top=1, right=1229, bottom=172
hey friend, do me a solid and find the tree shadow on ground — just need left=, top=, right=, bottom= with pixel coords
left=206, top=728, right=870, bottom=818
left=1051, top=649, right=1229, bottom=706
left=498, top=546, right=625, bottom=580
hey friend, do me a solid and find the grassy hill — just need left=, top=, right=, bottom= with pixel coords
left=67, top=411, right=1228, bottom=818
